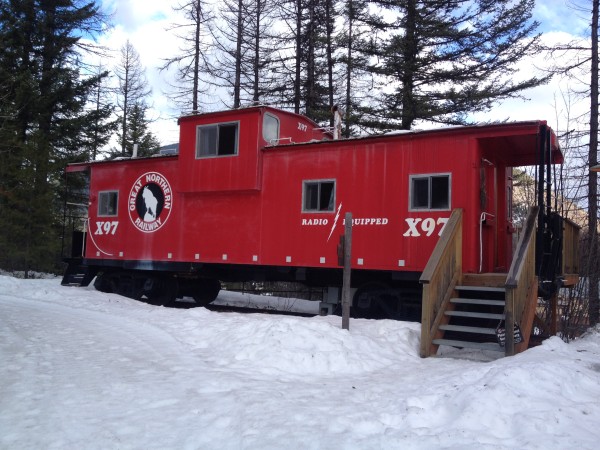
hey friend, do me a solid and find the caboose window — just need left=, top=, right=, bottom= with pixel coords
left=196, top=122, right=239, bottom=158
left=409, top=174, right=450, bottom=211
left=98, top=191, right=118, bottom=216
left=303, top=180, right=335, bottom=212
left=263, top=113, right=280, bottom=144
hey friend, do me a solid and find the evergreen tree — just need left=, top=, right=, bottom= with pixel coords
left=304, top=0, right=335, bottom=122
left=86, top=65, right=119, bottom=160
left=363, top=0, right=547, bottom=130
left=270, top=0, right=337, bottom=122
left=0, top=0, right=110, bottom=274
left=122, top=102, right=161, bottom=158
left=337, top=0, right=377, bottom=136
left=115, top=41, right=151, bottom=155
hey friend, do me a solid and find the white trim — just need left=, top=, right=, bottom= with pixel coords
left=97, top=190, right=119, bottom=217
left=301, top=179, right=336, bottom=213
left=195, top=121, right=240, bottom=159
left=408, top=173, right=451, bottom=212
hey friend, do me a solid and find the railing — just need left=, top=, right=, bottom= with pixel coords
left=420, top=209, right=463, bottom=358
left=505, top=206, right=539, bottom=356
left=562, top=217, right=580, bottom=278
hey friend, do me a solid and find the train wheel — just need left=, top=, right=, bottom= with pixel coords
left=146, top=277, right=178, bottom=306
left=193, top=279, right=221, bottom=306
left=352, top=282, right=400, bottom=320
left=93, top=273, right=113, bottom=293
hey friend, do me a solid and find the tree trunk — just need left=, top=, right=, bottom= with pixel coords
left=253, top=1, right=261, bottom=104
left=192, top=1, right=201, bottom=113
left=589, top=0, right=599, bottom=326
left=344, top=0, right=353, bottom=137
left=294, top=0, right=302, bottom=114
left=325, top=0, right=334, bottom=121
left=306, top=2, right=315, bottom=118
left=401, top=0, right=418, bottom=130
left=233, top=0, right=243, bottom=108
left=121, top=63, right=129, bottom=154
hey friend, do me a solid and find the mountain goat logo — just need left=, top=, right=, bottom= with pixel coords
left=128, top=172, right=173, bottom=233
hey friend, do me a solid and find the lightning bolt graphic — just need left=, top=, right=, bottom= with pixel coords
left=327, top=202, right=343, bottom=242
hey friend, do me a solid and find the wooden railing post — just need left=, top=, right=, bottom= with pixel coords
left=342, top=213, right=352, bottom=330
left=505, top=290, right=515, bottom=356
left=420, top=209, right=463, bottom=358
left=505, top=206, right=539, bottom=357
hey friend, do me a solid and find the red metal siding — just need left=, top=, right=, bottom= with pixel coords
left=259, top=133, right=480, bottom=273
left=75, top=108, right=558, bottom=282
left=86, top=158, right=180, bottom=262
left=178, top=109, right=262, bottom=192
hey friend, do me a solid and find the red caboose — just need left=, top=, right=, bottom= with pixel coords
left=62, top=106, right=568, bottom=320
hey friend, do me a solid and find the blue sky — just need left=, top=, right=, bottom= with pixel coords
left=535, top=0, right=591, bottom=35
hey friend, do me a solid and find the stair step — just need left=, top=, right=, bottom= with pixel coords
left=61, top=262, right=96, bottom=287
left=433, top=339, right=504, bottom=352
left=455, top=285, right=505, bottom=293
left=445, top=311, right=504, bottom=320
left=439, top=324, right=497, bottom=335
left=450, top=298, right=505, bottom=306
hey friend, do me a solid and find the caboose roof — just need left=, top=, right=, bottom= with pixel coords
left=270, top=119, right=563, bottom=167
left=66, top=107, right=562, bottom=173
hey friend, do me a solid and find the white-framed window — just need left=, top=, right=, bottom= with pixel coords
left=409, top=174, right=451, bottom=211
left=303, top=180, right=335, bottom=212
left=98, top=191, right=118, bottom=216
left=263, top=113, right=280, bottom=144
left=196, top=122, right=239, bottom=158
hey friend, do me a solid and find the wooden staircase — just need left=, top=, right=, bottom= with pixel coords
left=420, top=207, right=540, bottom=358
left=434, top=281, right=506, bottom=352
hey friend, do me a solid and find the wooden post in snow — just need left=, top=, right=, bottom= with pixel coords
left=342, top=212, right=352, bottom=330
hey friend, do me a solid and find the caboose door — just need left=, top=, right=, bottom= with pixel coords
left=62, top=168, right=90, bottom=259
left=480, top=160, right=499, bottom=272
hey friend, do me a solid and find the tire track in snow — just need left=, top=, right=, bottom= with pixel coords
left=0, top=296, right=206, bottom=449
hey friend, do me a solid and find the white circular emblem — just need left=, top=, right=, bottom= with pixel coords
left=128, top=172, right=173, bottom=233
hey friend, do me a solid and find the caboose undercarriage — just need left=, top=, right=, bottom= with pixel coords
left=63, top=256, right=424, bottom=320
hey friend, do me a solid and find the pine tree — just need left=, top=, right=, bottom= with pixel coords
left=115, top=41, right=151, bottom=155
left=123, top=103, right=161, bottom=158
left=337, top=0, right=377, bottom=136
left=270, top=0, right=337, bottom=122
left=86, top=66, right=119, bottom=160
left=0, top=0, right=110, bottom=274
left=363, top=0, right=547, bottom=130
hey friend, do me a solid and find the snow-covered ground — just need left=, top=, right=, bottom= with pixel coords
left=1, top=275, right=599, bottom=449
